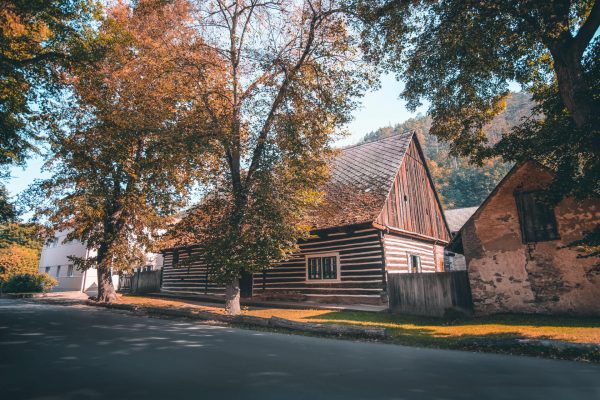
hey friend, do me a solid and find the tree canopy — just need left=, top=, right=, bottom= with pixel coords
left=164, top=0, right=371, bottom=314
left=0, top=185, right=17, bottom=223
left=25, top=0, right=220, bottom=302
left=362, top=92, right=533, bottom=208
left=0, top=0, right=99, bottom=169
left=352, top=0, right=600, bottom=201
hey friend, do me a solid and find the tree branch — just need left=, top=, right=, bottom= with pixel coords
left=573, top=0, right=600, bottom=55
left=0, top=51, right=67, bottom=68
left=245, top=5, right=323, bottom=185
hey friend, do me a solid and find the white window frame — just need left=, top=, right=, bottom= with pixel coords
left=305, top=252, right=341, bottom=283
left=407, top=253, right=422, bottom=274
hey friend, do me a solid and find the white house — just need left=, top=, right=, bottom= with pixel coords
left=38, top=231, right=163, bottom=293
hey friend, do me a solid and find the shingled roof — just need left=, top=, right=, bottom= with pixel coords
left=444, top=207, right=478, bottom=233
left=308, top=132, right=414, bottom=230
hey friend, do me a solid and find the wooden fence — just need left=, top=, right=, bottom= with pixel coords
left=119, top=270, right=162, bottom=294
left=387, top=271, right=473, bottom=317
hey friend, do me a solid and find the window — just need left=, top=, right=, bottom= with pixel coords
left=515, top=190, right=560, bottom=243
left=55, top=265, right=61, bottom=278
left=172, top=251, right=179, bottom=268
left=45, top=267, right=51, bottom=274
left=67, top=265, right=74, bottom=277
left=408, top=254, right=422, bottom=273
left=306, top=253, right=339, bottom=281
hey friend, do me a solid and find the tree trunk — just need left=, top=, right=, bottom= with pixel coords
left=225, top=277, right=241, bottom=315
left=96, top=265, right=117, bottom=303
left=551, top=46, right=593, bottom=130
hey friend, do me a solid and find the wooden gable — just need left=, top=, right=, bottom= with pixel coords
left=375, top=136, right=450, bottom=242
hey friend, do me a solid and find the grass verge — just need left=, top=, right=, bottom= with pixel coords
left=116, top=294, right=600, bottom=362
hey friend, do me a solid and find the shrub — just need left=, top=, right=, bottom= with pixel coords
left=1, top=273, right=58, bottom=293
left=0, top=244, right=40, bottom=282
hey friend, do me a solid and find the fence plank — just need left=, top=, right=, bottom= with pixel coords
left=125, top=270, right=162, bottom=294
left=387, top=271, right=473, bottom=317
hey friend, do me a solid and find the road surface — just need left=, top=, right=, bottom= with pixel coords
left=0, top=299, right=598, bottom=399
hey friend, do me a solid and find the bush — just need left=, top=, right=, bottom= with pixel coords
left=1, top=273, right=58, bottom=293
left=0, top=244, right=40, bottom=282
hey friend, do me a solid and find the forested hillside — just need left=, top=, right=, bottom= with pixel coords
left=361, top=92, right=533, bottom=208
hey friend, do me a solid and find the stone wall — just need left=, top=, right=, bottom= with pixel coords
left=464, top=162, right=600, bottom=316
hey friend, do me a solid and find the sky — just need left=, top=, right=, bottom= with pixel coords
left=6, top=73, right=426, bottom=199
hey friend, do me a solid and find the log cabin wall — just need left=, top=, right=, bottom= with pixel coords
left=161, top=246, right=225, bottom=295
left=160, top=225, right=386, bottom=304
left=376, top=139, right=450, bottom=242
left=252, top=225, right=386, bottom=305
left=382, top=232, right=445, bottom=273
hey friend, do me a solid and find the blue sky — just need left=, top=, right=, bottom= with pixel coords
left=6, top=73, right=426, bottom=198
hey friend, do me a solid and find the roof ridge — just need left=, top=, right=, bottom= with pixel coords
left=341, top=130, right=414, bottom=152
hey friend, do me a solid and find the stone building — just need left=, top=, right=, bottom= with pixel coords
left=449, top=161, right=600, bottom=315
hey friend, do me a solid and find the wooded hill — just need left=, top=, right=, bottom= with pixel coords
left=361, top=92, right=533, bottom=209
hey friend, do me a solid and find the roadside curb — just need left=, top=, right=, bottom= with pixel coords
left=516, top=339, right=600, bottom=352
left=1, top=292, right=48, bottom=299
left=86, top=301, right=388, bottom=339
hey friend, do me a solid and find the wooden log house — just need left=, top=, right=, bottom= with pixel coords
left=160, top=132, right=451, bottom=305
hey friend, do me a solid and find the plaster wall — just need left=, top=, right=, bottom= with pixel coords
left=464, top=163, right=600, bottom=315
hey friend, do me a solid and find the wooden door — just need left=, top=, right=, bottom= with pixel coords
left=240, top=271, right=253, bottom=298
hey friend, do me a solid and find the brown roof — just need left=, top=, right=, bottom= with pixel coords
left=309, top=132, right=414, bottom=229
left=444, top=207, right=479, bottom=233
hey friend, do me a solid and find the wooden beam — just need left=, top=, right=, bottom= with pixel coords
left=372, top=222, right=449, bottom=245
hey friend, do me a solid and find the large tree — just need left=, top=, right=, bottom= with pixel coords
left=0, top=185, right=17, bottom=223
left=168, top=0, right=370, bottom=315
left=352, top=1, right=599, bottom=200
left=26, top=0, right=220, bottom=302
left=0, top=0, right=99, bottom=169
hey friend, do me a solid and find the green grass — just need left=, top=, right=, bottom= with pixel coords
left=119, top=295, right=600, bottom=362
left=305, top=311, right=600, bottom=362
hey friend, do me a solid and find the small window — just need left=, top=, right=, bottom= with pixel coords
left=45, top=267, right=51, bottom=274
left=408, top=255, right=421, bottom=273
left=515, top=190, right=560, bottom=243
left=307, top=254, right=339, bottom=281
left=55, top=265, right=61, bottom=278
left=67, top=265, right=74, bottom=277
left=172, top=251, right=179, bottom=268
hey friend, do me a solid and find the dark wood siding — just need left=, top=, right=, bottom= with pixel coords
left=253, top=226, right=386, bottom=305
left=376, top=139, right=450, bottom=242
left=161, top=247, right=225, bottom=295
left=160, top=226, right=385, bottom=304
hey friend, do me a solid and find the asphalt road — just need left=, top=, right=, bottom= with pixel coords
left=1, top=299, right=599, bottom=400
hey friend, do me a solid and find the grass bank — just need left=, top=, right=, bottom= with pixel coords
left=116, top=295, right=600, bottom=362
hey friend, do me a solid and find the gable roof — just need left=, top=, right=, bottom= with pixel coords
left=445, top=207, right=478, bottom=233
left=308, top=132, right=414, bottom=229
left=448, top=160, right=552, bottom=251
